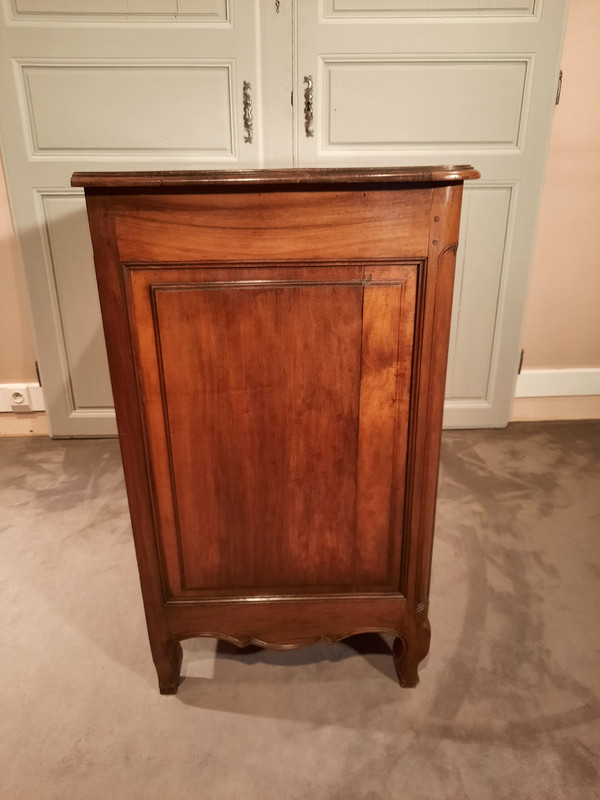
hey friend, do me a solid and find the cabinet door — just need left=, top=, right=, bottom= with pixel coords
left=0, top=0, right=292, bottom=435
left=295, top=0, right=568, bottom=426
left=125, top=261, right=418, bottom=599
left=2, top=1, right=568, bottom=434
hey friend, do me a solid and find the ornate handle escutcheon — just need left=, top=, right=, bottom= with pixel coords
left=303, top=75, right=314, bottom=138
left=243, top=80, right=253, bottom=144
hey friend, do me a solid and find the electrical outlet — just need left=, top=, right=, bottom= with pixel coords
left=0, top=383, right=46, bottom=413
left=10, top=388, right=33, bottom=412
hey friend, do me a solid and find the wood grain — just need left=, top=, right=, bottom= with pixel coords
left=354, top=273, right=416, bottom=588
left=158, top=281, right=361, bottom=591
left=113, top=189, right=431, bottom=262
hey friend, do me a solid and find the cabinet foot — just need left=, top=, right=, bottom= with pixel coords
left=393, top=619, right=431, bottom=688
left=153, top=637, right=183, bottom=695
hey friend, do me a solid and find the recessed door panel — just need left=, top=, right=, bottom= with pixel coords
left=11, top=0, right=228, bottom=22
left=38, top=191, right=113, bottom=412
left=128, top=263, right=417, bottom=597
left=158, top=283, right=362, bottom=592
left=20, top=63, right=234, bottom=156
left=446, top=185, right=512, bottom=403
left=323, top=0, right=536, bottom=18
left=324, top=60, right=528, bottom=149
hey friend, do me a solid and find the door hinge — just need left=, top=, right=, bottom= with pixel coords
left=518, top=348, right=525, bottom=375
left=291, top=90, right=293, bottom=107
left=555, top=69, right=563, bottom=105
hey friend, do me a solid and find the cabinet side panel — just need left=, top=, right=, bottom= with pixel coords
left=82, top=195, right=179, bottom=683
left=404, top=184, right=463, bottom=610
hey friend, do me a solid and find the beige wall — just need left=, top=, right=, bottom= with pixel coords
left=0, top=155, right=37, bottom=383
left=520, top=0, right=600, bottom=370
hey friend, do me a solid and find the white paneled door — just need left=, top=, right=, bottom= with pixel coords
left=0, top=0, right=292, bottom=435
left=296, top=0, right=568, bottom=427
left=0, top=0, right=567, bottom=434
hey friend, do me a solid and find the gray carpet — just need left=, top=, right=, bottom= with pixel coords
left=1, top=422, right=599, bottom=799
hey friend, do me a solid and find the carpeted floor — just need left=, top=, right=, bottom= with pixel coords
left=1, top=421, right=599, bottom=799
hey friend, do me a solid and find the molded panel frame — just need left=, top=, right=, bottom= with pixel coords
left=124, top=259, right=422, bottom=601
left=321, top=0, right=540, bottom=20
left=319, top=55, right=532, bottom=153
left=8, top=0, right=232, bottom=25
left=16, top=59, right=237, bottom=159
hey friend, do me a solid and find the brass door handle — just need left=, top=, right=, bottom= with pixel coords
left=243, top=80, right=253, bottom=144
left=304, top=75, right=314, bottom=138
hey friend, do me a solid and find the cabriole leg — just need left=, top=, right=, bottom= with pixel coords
left=152, top=636, right=183, bottom=695
left=393, top=619, right=431, bottom=688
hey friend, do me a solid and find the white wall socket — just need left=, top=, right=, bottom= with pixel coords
left=0, top=383, right=46, bottom=413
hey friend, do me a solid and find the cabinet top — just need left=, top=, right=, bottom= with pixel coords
left=71, top=165, right=479, bottom=189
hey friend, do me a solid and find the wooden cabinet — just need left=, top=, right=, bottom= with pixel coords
left=73, top=166, right=478, bottom=693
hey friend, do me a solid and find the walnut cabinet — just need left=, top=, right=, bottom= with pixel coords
left=72, top=166, right=479, bottom=693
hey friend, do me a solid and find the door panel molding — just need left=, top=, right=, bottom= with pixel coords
left=18, top=59, right=236, bottom=159
left=321, top=56, right=531, bottom=151
left=322, top=0, right=538, bottom=19
left=9, top=0, right=231, bottom=24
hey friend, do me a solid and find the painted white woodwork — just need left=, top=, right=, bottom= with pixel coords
left=296, top=0, right=568, bottom=427
left=0, top=0, right=280, bottom=436
left=38, top=192, right=113, bottom=412
left=11, top=0, right=228, bottom=21
left=260, top=0, right=294, bottom=167
left=446, top=186, right=512, bottom=403
left=515, top=369, right=600, bottom=398
left=323, top=59, right=528, bottom=149
left=322, top=1, right=536, bottom=17
left=0, top=0, right=567, bottom=433
left=21, top=63, right=235, bottom=156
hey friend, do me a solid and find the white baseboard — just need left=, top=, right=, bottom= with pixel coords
left=514, top=368, right=600, bottom=398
